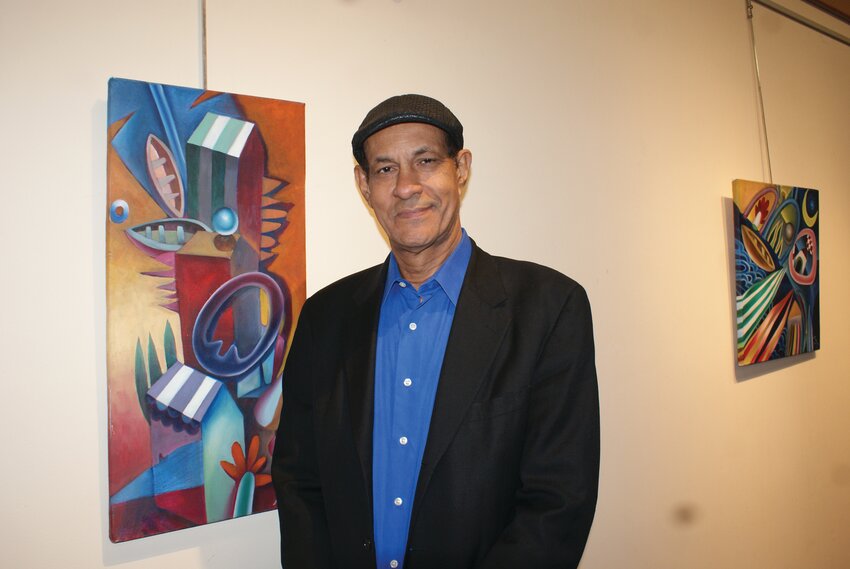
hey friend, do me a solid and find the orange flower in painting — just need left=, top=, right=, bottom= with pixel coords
left=220, top=435, right=272, bottom=487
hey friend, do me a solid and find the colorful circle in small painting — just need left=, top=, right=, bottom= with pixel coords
left=109, top=199, right=129, bottom=223
left=212, top=207, right=238, bottom=235
left=788, top=228, right=817, bottom=286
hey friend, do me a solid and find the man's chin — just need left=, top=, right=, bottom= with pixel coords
left=390, top=228, right=460, bottom=256
left=391, top=237, right=434, bottom=254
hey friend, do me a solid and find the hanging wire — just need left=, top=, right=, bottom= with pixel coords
left=746, top=0, right=774, bottom=184
left=752, top=0, right=850, bottom=48
left=201, top=0, right=208, bottom=89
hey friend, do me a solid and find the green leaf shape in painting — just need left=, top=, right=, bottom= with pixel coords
left=163, top=321, right=178, bottom=369
left=232, top=471, right=255, bottom=518
left=134, top=338, right=150, bottom=423
left=147, top=333, right=163, bottom=382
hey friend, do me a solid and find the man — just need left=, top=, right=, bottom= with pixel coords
left=272, top=94, right=599, bottom=569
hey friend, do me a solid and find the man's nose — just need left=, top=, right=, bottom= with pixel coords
left=394, top=165, right=421, bottom=199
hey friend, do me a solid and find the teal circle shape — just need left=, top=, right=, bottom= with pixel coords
left=212, top=207, right=239, bottom=235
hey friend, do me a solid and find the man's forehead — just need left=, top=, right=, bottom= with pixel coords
left=363, top=123, right=449, bottom=160
left=369, top=146, right=441, bottom=164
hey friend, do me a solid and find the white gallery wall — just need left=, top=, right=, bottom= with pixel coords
left=1, top=0, right=848, bottom=567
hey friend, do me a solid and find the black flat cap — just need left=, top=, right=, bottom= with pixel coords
left=352, top=94, right=463, bottom=166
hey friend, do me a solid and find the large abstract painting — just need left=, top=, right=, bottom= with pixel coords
left=106, top=78, right=305, bottom=541
left=732, top=179, right=819, bottom=366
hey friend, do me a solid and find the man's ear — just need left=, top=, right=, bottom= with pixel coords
left=354, top=165, right=371, bottom=205
left=454, top=149, right=472, bottom=186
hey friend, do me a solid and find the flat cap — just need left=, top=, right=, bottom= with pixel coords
left=352, top=94, right=463, bottom=166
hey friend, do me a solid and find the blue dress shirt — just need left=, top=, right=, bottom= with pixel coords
left=372, top=230, right=472, bottom=569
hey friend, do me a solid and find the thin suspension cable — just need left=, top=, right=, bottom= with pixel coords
left=747, top=0, right=774, bottom=184
left=201, top=0, right=208, bottom=89
left=752, top=0, right=850, bottom=48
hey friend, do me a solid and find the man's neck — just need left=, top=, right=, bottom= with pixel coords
left=392, top=228, right=463, bottom=289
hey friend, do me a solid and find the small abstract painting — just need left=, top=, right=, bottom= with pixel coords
left=106, top=78, right=305, bottom=541
left=732, top=179, right=819, bottom=366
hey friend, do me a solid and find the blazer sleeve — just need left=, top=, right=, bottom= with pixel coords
left=476, top=284, right=600, bottom=569
left=271, top=302, right=333, bottom=569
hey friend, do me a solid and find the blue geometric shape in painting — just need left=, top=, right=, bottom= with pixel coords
left=110, top=441, right=204, bottom=505
left=212, top=207, right=239, bottom=235
left=110, top=467, right=153, bottom=504
left=110, top=199, right=129, bottom=223
left=151, top=440, right=205, bottom=496
left=237, top=352, right=276, bottom=399
left=108, top=78, right=242, bottom=217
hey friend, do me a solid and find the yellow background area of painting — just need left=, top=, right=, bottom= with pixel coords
left=732, top=178, right=793, bottom=213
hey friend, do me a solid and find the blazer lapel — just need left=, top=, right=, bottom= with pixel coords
left=412, top=245, right=511, bottom=516
left=343, top=261, right=388, bottom=502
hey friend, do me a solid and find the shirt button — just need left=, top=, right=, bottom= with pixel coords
left=403, top=378, right=412, bottom=387
left=394, top=497, right=403, bottom=506
left=408, top=322, right=417, bottom=331
left=399, top=436, right=408, bottom=445
left=399, top=282, right=406, bottom=288
left=390, top=561, right=399, bottom=569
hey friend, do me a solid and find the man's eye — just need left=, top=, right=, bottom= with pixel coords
left=376, top=166, right=394, bottom=174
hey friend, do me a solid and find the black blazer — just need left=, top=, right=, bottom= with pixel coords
left=272, top=243, right=599, bottom=569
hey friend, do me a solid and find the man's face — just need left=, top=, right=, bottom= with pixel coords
left=355, top=122, right=471, bottom=255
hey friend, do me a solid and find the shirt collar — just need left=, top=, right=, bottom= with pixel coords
left=383, top=229, right=472, bottom=306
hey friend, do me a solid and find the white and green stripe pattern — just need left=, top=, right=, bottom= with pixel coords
left=189, top=112, right=255, bottom=157
left=185, top=112, right=257, bottom=224
left=736, top=269, right=785, bottom=349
